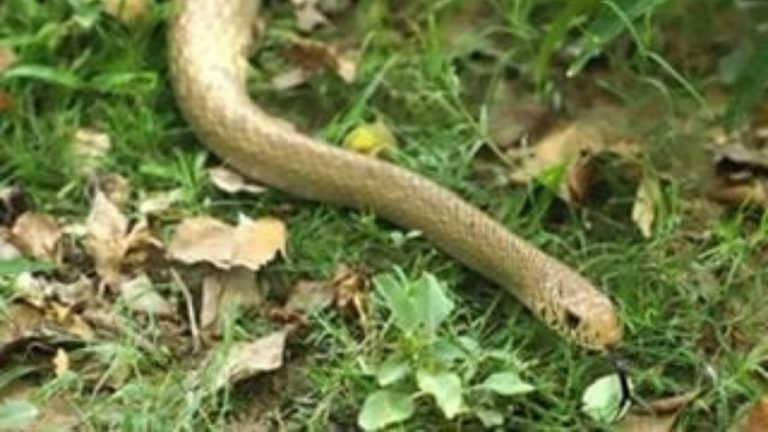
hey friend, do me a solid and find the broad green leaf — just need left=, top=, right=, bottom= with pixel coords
left=416, top=370, right=463, bottom=419
left=358, top=390, right=414, bottom=431
left=475, top=408, right=505, bottom=428
left=1, top=65, right=83, bottom=89
left=480, top=372, right=535, bottom=396
left=373, top=273, right=420, bottom=332
left=581, top=374, right=631, bottom=423
left=375, top=357, right=411, bottom=387
left=569, top=0, right=669, bottom=77
left=0, top=259, right=53, bottom=277
left=412, top=273, right=453, bottom=333
left=724, top=35, right=768, bottom=130
left=0, top=400, right=39, bottom=429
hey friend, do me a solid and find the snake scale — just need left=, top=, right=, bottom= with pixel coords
left=168, top=0, right=622, bottom=349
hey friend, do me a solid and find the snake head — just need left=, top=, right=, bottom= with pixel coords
left=536, top=265, right=623, bottom=350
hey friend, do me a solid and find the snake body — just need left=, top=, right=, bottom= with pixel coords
left=169, top=0, right=622, bottom=349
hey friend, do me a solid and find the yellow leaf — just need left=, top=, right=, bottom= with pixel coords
left=343, top=121, right=397, bottom=157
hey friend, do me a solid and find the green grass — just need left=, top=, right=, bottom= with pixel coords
left=1, top=0, right=767, bottom=430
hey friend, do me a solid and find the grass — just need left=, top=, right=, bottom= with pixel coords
left=1, top=0, right=767, bottom=430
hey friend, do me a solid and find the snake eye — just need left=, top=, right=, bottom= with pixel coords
left=564, top=309, right=582, bottom=329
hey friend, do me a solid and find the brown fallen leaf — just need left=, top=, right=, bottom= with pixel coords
left=331, top=264, right=369, bottom=326
left=291, top=0, right=330, bottom=32
left=10, top=212, right=63, bottom=264
left=84, top=190, right=128, bottom=283
left=53, top=348, right=70, bottom=377
left=169, top=215, right=286, bottom=271
left=746, top=397, right=768, bottom=432
left=138, top=189, right=183, bottom=215
left=283, top=280, right=334, bottom=315
left=49, top=304, right=95, bottom=341
left=284, top=38, right=357, bottom=83
left=213, top=330, right=287, bottom=388
left=201, top=268, right=263, bottom=333
left=101, top=0, right=148, bottom=24
left=271, top=67, right=314, bottom=90
left=208, top=166, right=267, bottom=195
left=72, top=128, right=112, bottom=177
left=615, top=413, right=678, bottom=432
left=118, top=273, right=176, bottom=318
left=507, top=118, right=640, bottom=203
left=616, top=389, right=699, bottom=432
left=0, top=91, right=13, bottom=113
left=232, top=215, right=287, bottom=270
left=0, top=46, right=16, bottom=71
left=631, top=175, right=662, bottom=238
left=0, top=228, right=21, bottom=260
left=100, top=173, right=131, bottom=209
left=84, top=190, right=162, bottom=285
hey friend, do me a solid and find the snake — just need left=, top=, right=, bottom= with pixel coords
left=168, top=0, right=622, bottom=350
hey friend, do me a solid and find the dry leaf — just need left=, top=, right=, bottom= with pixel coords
left=201, top=268, right=263, bottom=332
left=50, top=304, right=95, bottom=341
left=84, top=190, right=161, bottom=284
left=0, top=228, right=22, bottom=260
left=169, top=215, right=286, bottom=271
left=11, top=212, right=63, bottom=264
left=53, top=276, right=94, bottom=307
left=72, top=128, right=111, bottom=177
left=284, top=280, right=334, bottom=315
left=138, top=189, right=183, bottom=215
left=13, top=272, right=47, bottom=308
left=271, top=67, right=313, bottom=90
left=632, top=175, right=662, bottom=238
left=0, top=91, right=13, bottom=113
left=101, top=0, right=148, bottom=24
left=343, top=121, right=398, bottom=157
left=746, top=397, right=768, bottom=432
left=232, top=215, right=287, bottom=270
left=507, top=119, right=640, bottom=203
left=214, top=330, right=287, bottom=388
left=53, top=348, right=69, bottom=377
left=118, top=273, right=175, bottom=318
left=168, top=216, right=236, bottom=269
left=0, top=46, right=16, bottom=72
left=331, top=264, right=369, bottom=326
left=292, top=0, right=330, bottom=32
left=84, top=190, right=128, bottom=283
left=208, top=166, right=267, bottom=195
left=101, top=173, right=131, bottom=208
left=615, top=413, right=679, bottom=432
left=285, top=38, right=357, bottom=83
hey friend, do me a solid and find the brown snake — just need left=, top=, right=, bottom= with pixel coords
left=169, top=0, right=622, bottom=349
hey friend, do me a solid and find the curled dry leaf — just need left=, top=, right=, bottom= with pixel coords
left=169, top=215, right=287, bottom=271
left=616, top=389, right=699, bottom=432
left=291, top=0, right=329, bottom=32
left=0, top=45, right=16, bottom=71
left=213, top=330, right=287, bottom=388
left=746, top=397, right=768, bottom=432
left=631, top=175, right=662, bottom=238
left=343, top=121, right=398, bottom=157
left=0, top=228, right=21, bottom=260
left=284, top=38, right=357, bottom=83
left=138, top=189, right=183, bottom=215
left=208, top=166, right=266, bottom=195
left=72, top=128, right=111, bottom=177
left=101, top=0, right=148, bottom=24
left=100, top=173, right=131, bottom=209
left=118, top=273, right=176, bottom=318
left=10, top=213, right=63, bottom=264
left=84, top=190, right=162, bottom=285
left=52, top=348, right=69, bottom=377
left=331, top=264, right=369, bottom=326
left=507, top=119, right=640, bottom=203
left=201, top=268, right=263, bottom=333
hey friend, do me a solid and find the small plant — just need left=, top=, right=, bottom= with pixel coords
left=357, top=268, right=535, bottom=431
